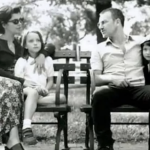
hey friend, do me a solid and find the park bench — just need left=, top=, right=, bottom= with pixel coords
left=79, top=51, right=150, bottom=150
left=32, top=50, right=78, bottom=150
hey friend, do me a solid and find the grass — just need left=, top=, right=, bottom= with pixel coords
left=32, top=87, right=149, bottom=143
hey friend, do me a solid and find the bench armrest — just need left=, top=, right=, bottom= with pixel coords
left=89, top=69, right=95, bottom=96
left=55, top=69, right=64, bottom=105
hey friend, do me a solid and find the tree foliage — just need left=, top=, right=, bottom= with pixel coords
left=18, top=0, right=96, bottom=49
left=0, top=0, right=150, bottom=50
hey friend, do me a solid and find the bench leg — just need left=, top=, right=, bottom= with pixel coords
left=54, top=113, right=64, bottom=150
left=88, top=113, right=94, bottom=150
left=62, top=113, right=70, bottom=150
left=84, top=114, right=90, bottom=150
left=148, top=110, right=150, bottom=150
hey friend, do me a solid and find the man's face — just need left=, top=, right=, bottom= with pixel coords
left=143, top=45, right=150, bottom=62
left=98, top=11, right=117, bottom=38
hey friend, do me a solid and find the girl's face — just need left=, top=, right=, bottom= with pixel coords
left=25, top=32, right=42, bottom=54
left=4, top=13, right=23, bottom=35
left=143, top=45, right=150, bottom=62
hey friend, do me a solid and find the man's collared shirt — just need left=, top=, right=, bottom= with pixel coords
left=90, top=35, right=150, bottom=86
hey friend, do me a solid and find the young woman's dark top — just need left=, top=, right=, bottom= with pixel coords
left=143, top=65, right=150, bottom=85
left=0, top=38, right=51, bottom=84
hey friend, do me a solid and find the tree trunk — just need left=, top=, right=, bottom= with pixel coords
left=96, top=1, right=112, bottom=43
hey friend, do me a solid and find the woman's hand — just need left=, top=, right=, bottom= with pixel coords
left=30, top=54, right=46, bottom=74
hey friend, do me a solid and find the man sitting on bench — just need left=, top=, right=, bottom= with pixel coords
left=91, top=8, right=150, bottom=150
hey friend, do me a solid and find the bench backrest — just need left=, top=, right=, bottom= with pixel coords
left=52, top=49, right=92, bottom=104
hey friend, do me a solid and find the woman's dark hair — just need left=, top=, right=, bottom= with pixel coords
left=141, top=40, right=150, bottom=66
left=0, top=6, right=21, bottom=34
left=22, top=31, right=44, bottom=59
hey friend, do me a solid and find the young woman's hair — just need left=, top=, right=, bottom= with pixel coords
left=141, top=40, right=150, bottom=66
left=0, top=5, right=21, bottom=34
left=22, top=31, right=44, bottom=59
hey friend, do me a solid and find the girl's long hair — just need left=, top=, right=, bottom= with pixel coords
left=141, top=40, right=150, bottom=66
left=22, top=31, right=44, bottom=59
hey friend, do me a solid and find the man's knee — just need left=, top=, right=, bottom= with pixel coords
left=92, top=85, right=111, bottom=105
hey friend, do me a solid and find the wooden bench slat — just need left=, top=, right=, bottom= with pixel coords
left=80, top=63, right=91, bottom=71
left=53, top=76, right=75, bottom=84
left=54, top=64, right=75, bottom=71
left=36, top=104, right=71, bottom=112
left=80, top=77, right=88, bottom=84
left=80, top=51, right=91, bottom=58
left=54, top=50, right=76, bottom=58
left=53, top=51, right=91, bottom=59
left=80, top=105, right=149, bottom=113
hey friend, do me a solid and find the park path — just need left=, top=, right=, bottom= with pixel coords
left=0, top=142, right=148, bottom=150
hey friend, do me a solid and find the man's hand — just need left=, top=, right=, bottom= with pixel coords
left=30, top=54, right=45, bottom=74
left=111, top=77, right=131, bottom=87
left=24, top=80, right=37, bottom=88
left=35, top=86, right=49, bottom=96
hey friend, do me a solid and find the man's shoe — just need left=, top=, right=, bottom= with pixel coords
left=97, top=145, right=114, bottom=150
left=22, top=128, right=37, bottom=145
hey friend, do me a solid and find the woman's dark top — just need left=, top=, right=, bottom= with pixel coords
left=0, top=38, right=50, bottom=84
left=143, top=65, right=150, bottom=85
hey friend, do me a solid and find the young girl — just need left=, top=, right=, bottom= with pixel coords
left=141, top=40, right=150, bottom=85
left=14, top=31, right=66, bottom=145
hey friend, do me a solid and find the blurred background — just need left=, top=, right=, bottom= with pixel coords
left=1, top=0, right=150, bottom=52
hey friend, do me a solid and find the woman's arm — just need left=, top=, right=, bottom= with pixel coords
left=43, top=43, right=55, bottom=59
left=0, top=68, right=24, bottom=84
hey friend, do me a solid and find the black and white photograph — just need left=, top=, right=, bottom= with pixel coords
left=1, top=0, right=150, bottom=150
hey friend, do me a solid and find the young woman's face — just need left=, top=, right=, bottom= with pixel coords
left=25, top=32, right=42, bottom=53
left=4, top=13, right=23, bottom=35
left=143, top=45, right=150, bottom=62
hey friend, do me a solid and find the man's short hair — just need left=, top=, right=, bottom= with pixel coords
left=101, top=8, right=125, bottom=27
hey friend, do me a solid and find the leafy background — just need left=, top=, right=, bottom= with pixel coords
left=1, top=0, right=150, bottom=51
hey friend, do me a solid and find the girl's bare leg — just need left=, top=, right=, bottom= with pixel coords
left=22, top=87, right=39, bottom=145
left=38, top=93, right=66, bottom=104
left=6, top=126, right=20, bottom=148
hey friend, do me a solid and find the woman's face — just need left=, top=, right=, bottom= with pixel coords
left=25, top=32, right=42, bottom=54
left=143, top=45, right=150, bottom=62
left=4, top=13, right=23, bottom=35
